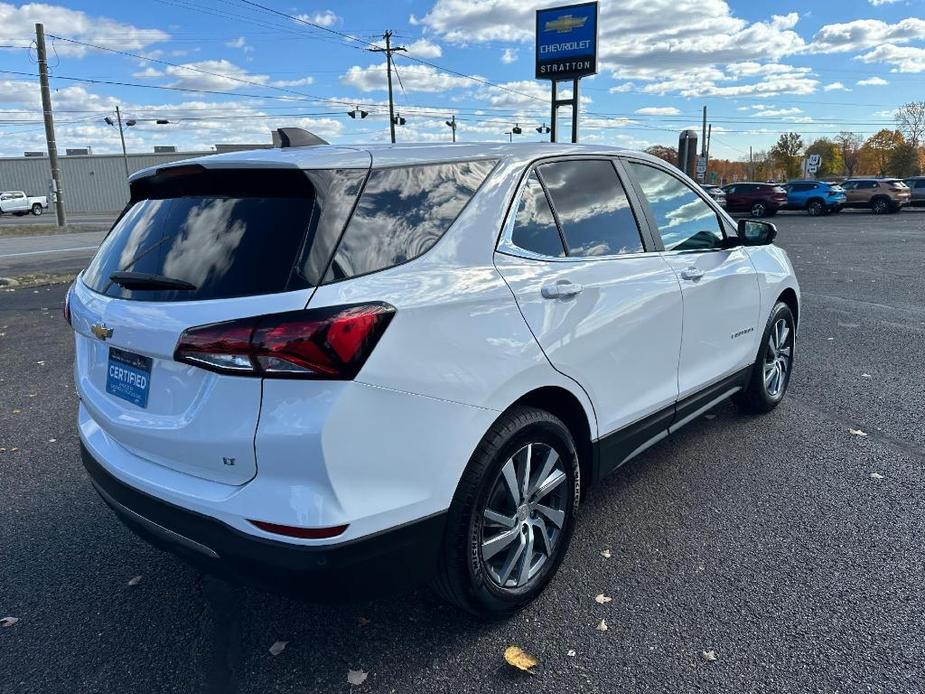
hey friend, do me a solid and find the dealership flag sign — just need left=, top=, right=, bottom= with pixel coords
left=535, top=2, right=599, bottom=80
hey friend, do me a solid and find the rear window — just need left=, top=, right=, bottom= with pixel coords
left=82, top=167, right=365, bottom=302
left=324, top=160, right=496, bottom=282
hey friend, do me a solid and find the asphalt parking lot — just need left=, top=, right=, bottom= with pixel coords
left=1, top=210, right=924, bottom=693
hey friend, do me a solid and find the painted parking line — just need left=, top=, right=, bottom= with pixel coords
left=0, top=245, right=98, bottom=259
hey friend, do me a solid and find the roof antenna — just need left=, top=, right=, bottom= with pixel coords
left=273, top=127, right=329, bottom=148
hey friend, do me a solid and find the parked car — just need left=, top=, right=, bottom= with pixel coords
left=782, top=180, right=847, bottom=216
left=841, top=178, right=911, bottom=214
left=68, top=139, right=800, bottom=617
left=903, top=176, right=925, bottom=206
left=720, top=182, right=788, bottom=217
left=700, top=184, right=727, bottom=208
left=0, top=190, right=48, bottom=215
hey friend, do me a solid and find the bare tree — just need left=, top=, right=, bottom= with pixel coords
left=834, top=131, right=863, bottom=177
left=895, top=101, right=925, bottom=147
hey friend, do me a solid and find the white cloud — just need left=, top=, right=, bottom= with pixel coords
left=751, top=107, right=802, bottom=117
left=271, top=76, right=315, bottom=87
left=858, top=43, right=925, bottom=72
left=870, top=0, right=902, bottom=5
left=857, top=76, right=889, bottom=85
left=226, top=36, right=247, bottom=49
left=419, top=1, right=806, bottom=78
left=165, top=60, right=269, bottom=91
left=132, top=67, right=163, bottom=79
left=405, top=38, right=443, bottom=58
left=634, top=107, right=681, bottom=116
left=810, top=18, right=925, bottom=53
left=823, top=81, right=850, bottom=91
left=501, top=48, right=518, bottom=64
left=295, top=10, right=339, bottom=27
left=0, top=1, right=168, bottom=55
left=340, top=63, right=472, bottom=93
left=609, top=82, right=635, bottom=93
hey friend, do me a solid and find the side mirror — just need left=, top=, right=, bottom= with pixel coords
left=737, top=219, right=777, bottom=246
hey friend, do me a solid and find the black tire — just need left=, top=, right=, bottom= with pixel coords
left=871, top=197, right=890, bottom=215
left=433, top=406, right=580, bottom=618
left=806, top=199, right=825, bottom=216
left=31, top=203, right=43, bottom=216
left=734, top=302, right=795, bottom=414
left=750, top=201, right=767, bottom=218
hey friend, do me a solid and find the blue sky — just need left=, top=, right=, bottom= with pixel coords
left=0, top=0, right=922, bottom=159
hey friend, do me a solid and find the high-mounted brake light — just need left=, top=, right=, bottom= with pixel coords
left=174, top=303, right=395, bottom=379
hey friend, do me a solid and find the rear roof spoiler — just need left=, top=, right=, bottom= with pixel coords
left=272, top=128, right=329, bottom=148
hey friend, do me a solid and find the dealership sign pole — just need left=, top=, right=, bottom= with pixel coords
left=535, top=2, right=598, bottom=144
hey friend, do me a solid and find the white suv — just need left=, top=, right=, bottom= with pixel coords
left=68, top=140, right=799, bottom=617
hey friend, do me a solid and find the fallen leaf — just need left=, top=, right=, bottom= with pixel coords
left=861, top=374, right=872, bottom=379
left=504, top=645, right=539, bottom=674
left=48, top=438, right=56, bottom=443
left=347, top=669, right=368, bottom=686
left=11, top=409, right=21, bottom=414
left=596, top=619, right=608, bottom=632
left=849, top=429, right=868, bottom=437
left=566, top=649, right=576, bottom=657
left=36, top=361, right=45, bottom=366
left=826, top=337, right=834, bottom=341
left=870, top=472, right=884, bottom=480
left=268, top=640, right=288, bottom=656
left=594, top=594, right=613, bottom=604
left=1, top=617, right=19, bottom=627
left=600, top=549, right=612, bottom=559
left=127, top=575, right=143, bottom=586
left=703, top=650, right=718, bottom=662
left=10, top=448, right=18, bottom=452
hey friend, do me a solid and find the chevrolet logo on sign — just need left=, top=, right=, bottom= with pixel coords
left=545, top=15, right=587, bottom=33
left=91, top=323, right=114, bottom=341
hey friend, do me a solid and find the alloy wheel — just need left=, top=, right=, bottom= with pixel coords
left=751, top=202, right=766, bottom=218
left=764, top=317, right=793, bottom=398
left=480, top=442, right=568, bottom=589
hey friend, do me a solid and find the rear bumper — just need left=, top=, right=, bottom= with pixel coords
left=81, top=442, right=447, bottom=597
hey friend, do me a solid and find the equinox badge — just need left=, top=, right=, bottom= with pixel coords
left=91, top=323, right=113, bottom=341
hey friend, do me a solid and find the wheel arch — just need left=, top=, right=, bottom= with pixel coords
left=507, top=386, right=595, bottom=493
left=777, top=287, right=799, bottom=330
left=806, top=196, right=825, bottom=208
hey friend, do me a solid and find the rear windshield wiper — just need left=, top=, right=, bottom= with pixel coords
left=108, top=271, right=197, bottom=291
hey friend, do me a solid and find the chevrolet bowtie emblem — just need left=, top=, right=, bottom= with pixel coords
left=91, top=322, right=113, bottom=341
left=545, top=15, right=587, bottom=33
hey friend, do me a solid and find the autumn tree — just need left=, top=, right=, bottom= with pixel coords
left=644, top=144, right=678, bottom=166
left=804, top=138, right=844, bottom=179
left=770, top=132, right=804, bottom=180
left=895, top=101, right=925, bottom=147
left=834, top=131, right=863, bottom=177
left=858, top=129, right=904, bottom=176
left=887, top=142, right=921, bottom=177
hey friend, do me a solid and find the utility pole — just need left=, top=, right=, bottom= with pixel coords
left=35, top=23, right=66, bottom=226
left=445, top=114, right=457, bottom=143
left=115, top=106, right=129, bottom=179
left=701, top=105, right=707, bottom=158
left=705, top=123, right=712, bottom=181
left=749, top=146, right=754, bottom=181
left=369, top=31, right=405, bottom=144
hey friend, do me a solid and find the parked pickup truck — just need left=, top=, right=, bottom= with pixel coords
left=0, top=191, right=48, bottom=215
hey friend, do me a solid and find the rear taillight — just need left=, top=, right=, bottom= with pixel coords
left=174, top=303, right=395, bottom=379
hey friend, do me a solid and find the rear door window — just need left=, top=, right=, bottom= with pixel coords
left=324, top=160, right=496, bottom=282
left=82, top=167, right=364, bottom=302
left=537, top=159, right=643, bottom=257
left=507, top=172, right=565, bottom=257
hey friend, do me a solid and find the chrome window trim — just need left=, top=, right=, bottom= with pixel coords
left=496, top=155, right=650, bottom=262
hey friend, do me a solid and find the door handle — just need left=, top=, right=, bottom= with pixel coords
left=680, top=267, right=704, bottom=281
left=541, top=280, right=583, bottom=299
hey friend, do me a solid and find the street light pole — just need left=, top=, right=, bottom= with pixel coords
left=115, top=106, right=129, bottom=179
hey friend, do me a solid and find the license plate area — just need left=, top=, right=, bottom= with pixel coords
left=106, top=347, right=152, bottom=408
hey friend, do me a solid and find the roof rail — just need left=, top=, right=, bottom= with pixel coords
left=272, top=127, right=329, bottom=148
